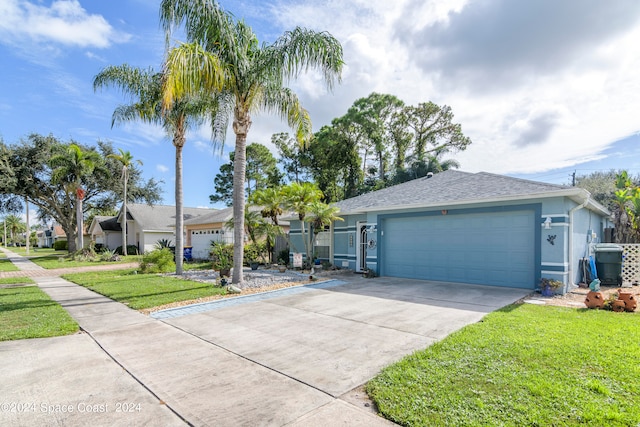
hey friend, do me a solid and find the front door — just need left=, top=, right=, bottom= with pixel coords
left=356, top=222, right=376, bottom=273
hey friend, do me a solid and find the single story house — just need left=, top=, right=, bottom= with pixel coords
left=123, top=203, right=215, bottom=253
left=37, top=225, right=67, bottom=248
left=288, top=170, right=611, bottom=293
left=184, top=207, right=235, bottom=260
left=184, top=206, right=291, bottom=260
left=88, top=215, right=122, bottom=249
left=89, top=204, right=215, bottom=253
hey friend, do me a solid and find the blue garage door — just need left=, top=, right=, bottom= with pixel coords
left=381, top=210, right=535, bottom=288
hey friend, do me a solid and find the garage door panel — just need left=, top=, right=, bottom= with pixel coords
left=382, top=211, right=535, bottom=289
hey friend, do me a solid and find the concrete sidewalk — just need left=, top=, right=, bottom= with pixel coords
left=1, top=248, right=396, bottom=426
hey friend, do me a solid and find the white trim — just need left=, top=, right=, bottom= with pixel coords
left=541, top=262, right=569, bottom=267
left=541, top=270, right=569, bottom=276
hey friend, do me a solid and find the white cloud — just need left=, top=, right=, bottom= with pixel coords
left=0, top=0, right=130, bottom=50
left=246, top=0, right=640, bottom=176
left=156, top=164, right=169, bottom=173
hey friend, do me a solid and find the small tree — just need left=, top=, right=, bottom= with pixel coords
left=281, top=182, right=324, bottom=266
left=50, top=144, right=106, bottom=251
left=108, top=149, right=142, bottom=255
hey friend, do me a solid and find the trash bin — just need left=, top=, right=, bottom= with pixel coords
left=594, top=244, right=623, bottom=285
left=183, top=246, right=193, bottom=262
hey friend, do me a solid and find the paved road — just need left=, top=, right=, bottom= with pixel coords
left=0, top=248, right=529, bottom=426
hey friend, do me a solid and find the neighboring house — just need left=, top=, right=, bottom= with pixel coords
left=288, top=170, right=611, bottom=293
left=184, top=206, right=291, bottom=260
left=184, top=207, right=235, bottom=260
left=37, top=225, right=67, bottom=248
left=107, top=204, right=215, bottom=254
left=88, top=216, right=122, bottom=250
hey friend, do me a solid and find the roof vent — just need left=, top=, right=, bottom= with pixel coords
left=426, top=172, right=434, bottom=178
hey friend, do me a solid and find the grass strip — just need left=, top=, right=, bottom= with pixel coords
left=367, top=304, right=640, bottom=427
left=30, top=254, right=141, bottom=269
left=0, top=258, right=19, bottom=272
left=0, top=277, right=36, bottom=286
left=0, top=286, right=79, bottom=341
left=62, top=269, right=227, bottom=310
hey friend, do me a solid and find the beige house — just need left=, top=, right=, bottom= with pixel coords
left=185, top=206, right=291, bottom=260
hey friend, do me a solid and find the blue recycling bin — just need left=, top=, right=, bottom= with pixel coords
left=183, top=246, right=193, bottom=262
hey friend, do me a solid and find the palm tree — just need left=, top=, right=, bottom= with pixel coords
left=3, top=214, right=25, bottom=245
left=93, top=65, right=221, bottom=274
left=307, top=202, right=343, bottom=236
left=160, top=0, right=343, bottom=284
left=281, top=182, right=324, bottom=265
left=107, top=149, right=142, bottom=254
left=250, top=188, right=285, bottom=263
left=50, top=144, right=104, bottom=251
left=250, top=188, right=284, bottom=227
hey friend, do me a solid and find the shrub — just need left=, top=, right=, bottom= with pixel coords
left=71, top=247, right=97, bottom=261
left=210, top=242, right=233, bottom=273
left=115, top=244, right=139, bottom=256
left=155, top=239, right=173, bottom=250
left=99, top=249, right=120, bottom=262
left=244, top=242, right=266, bottom=264
left=53, top=240, right=68, bottom=251
left=277, top=248, right=290, bottom=265
left=140, top=248, right=175, bottom=273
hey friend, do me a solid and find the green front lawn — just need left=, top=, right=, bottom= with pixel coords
left=0, top=277, right=36, bottom=285
left=367, top=304, right=640, bottom=426
left=30, top=254, right=141, bottom=269
left=0, top=286, right=79, bottom=341
left=8, top=247, right=57, bottom=256
left=0, top=258, right=18, bottom=272
left=62, top=269, right=227, bottom=309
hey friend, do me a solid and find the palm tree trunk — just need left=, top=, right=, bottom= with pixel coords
left=232, top=138, right=247, bottom=284
left=175, top=144, right=184, bottom=275
left=232, top=112, right=250, bottom=284
left=76, top=194, right=84, bottom=250
left=122, top=173, right=127, bottom=253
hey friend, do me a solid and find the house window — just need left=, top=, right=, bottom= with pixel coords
left=314, top=229, right=331, bottom=260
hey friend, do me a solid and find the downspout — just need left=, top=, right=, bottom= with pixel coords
left=329, top=221, right=334, bottom=266
left=568, top=195, right=589, bottom=291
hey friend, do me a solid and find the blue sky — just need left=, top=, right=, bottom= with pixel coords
left=2, top=0, right=640, bottom=213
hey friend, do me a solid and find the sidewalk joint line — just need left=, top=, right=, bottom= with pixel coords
left=79, top=326, right=194, bottom=427
left=163, top=320, right=338, bottom=399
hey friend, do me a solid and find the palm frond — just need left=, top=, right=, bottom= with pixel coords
left=265, top=27, right=343, bottom=90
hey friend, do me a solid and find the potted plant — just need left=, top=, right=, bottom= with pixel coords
left=244, top=242, right=265, bottom=270
left=210, top=242, right=233, bottom=278
left=540, top=278, right=562, bottom=297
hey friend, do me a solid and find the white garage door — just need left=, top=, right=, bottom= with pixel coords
left=190, top=229, right=226, bottom=260
left=381, top=210, right=536, bottom=289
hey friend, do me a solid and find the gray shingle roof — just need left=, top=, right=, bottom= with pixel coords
left=98, top=216, right=122, bottom=232
left=183, top=206, right=292, bottom=226
left=125, top=204, right=215, bottom=231
left=333, top=170, right=583, bottom=214
left=184, top=206, right=234, bottom=226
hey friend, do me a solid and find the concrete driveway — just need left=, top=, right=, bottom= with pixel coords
left=1, top=269, right=529, bottom=426
left=163, top=276, right=529, bottom=399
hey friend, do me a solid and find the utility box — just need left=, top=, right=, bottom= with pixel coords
left=594, top=244, right=623, bottom=285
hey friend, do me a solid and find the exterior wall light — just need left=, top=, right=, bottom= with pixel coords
left=543, top=217, right=552, bottom=230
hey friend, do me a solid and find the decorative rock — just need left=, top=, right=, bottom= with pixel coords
left=226, top=285, right=242, bottom=294
left=584, top=291, right=604, bottom=309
